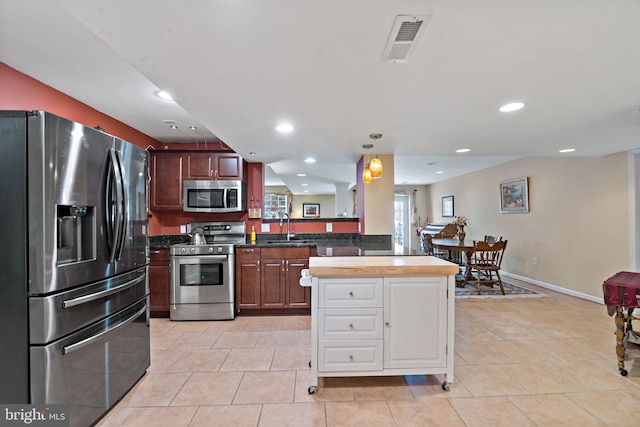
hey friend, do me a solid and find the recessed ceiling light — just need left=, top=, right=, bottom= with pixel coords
left=456, top=148, right=471, bottom=153
left=275, top=123, right=293, bottom=133
left=170, top=125, right=178, bottom=129
left=304, top=158, right=316, bottom=163
left=559, top=148, right=576, bottom=153
left=301, top=183, right=308, bottom=187
left=297, top=173, right=307, bottom=177
left=156, top=90, right=174, bottom=101
left=499, top=102, right=525, bottom=112
left=436, top=171, right=444, bottom=174
left=189, top=126, right=197, bottom=130
left=303, top=190, right=309, bottom=193
left=249, top=152, right=256, bottom=156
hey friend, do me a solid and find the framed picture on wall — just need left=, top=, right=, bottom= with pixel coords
left=442, top=196, right=454, bottom=217
left=303, top=203, right=320, bottom=218
left=500, top=177, right=529, bottom=213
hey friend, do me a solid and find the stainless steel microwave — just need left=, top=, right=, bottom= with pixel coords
left=183, top=180, right=246, bottom=213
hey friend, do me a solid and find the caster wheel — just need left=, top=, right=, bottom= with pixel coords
left=308, top=386, right=316, bottom=394
left=441, top=381, right=450, bottom=391
left=620, top=369, right=628, bottom=376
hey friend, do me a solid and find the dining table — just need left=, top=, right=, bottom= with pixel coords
left=431, top=238, right=475, bottom=285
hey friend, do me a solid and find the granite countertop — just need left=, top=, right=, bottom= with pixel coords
left=150, top=233, right=425, bottom=256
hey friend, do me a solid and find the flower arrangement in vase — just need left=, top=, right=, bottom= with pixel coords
left=454, top=215, right=468, bottom=240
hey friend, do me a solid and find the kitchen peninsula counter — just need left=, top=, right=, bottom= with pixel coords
left=305, top=255, right=457, bottom=394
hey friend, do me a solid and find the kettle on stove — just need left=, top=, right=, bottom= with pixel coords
left=189, top=227, right=207, bottom=245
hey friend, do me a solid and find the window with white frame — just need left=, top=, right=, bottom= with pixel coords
left=263, top=193, right=288, bottom=219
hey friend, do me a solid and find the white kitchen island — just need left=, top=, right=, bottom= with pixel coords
left=304, top=255, right=459, bottom=393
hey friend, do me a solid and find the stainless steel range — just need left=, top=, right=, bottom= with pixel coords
left=170, top=221, right=246, bottom=320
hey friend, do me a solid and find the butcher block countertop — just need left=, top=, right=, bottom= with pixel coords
left=308, top=255, right=459, bottom=277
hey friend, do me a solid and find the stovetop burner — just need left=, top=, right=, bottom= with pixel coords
left=170, top=221, right=246, bottom=256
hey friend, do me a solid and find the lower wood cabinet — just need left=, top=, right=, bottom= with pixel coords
left=235, top=247, right=261, bottom=309
left=149, top=248, right=170, bottom=317
left=235, top=246, right=311, bottom=313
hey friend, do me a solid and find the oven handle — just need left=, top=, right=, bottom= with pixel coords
left=173, top=254, right=231, bottom=262
left=62, top=305, right=146, bottom=355
left=62, top=275, right=146, bottom=309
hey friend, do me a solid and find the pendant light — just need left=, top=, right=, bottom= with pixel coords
left=362, top=144, right=373, bottom=184
left=368, top=134, right=383, bottom=178
left=363, top=162, right=373, bottom=183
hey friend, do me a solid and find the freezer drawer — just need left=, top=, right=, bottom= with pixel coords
left=29, top=267, right=148, bottom=344
left=30, top=298, right=150, bottom=427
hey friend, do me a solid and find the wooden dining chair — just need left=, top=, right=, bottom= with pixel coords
left=482, top=235, right=503, bottom=279
left=483, top=235, right=503, bottom=244
left=468, top=240, right=508, bottom=295
left=422, top=233, right=448, bottom=259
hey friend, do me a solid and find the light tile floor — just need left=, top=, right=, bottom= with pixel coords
left=96, top=281, right=640, bottom=426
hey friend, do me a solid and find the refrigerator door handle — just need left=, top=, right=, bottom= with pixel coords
left=106, top=149, right=124, bottom=263
left=114, top=149, right=127, bottom=261
left=62, top=305, right=146, bottom=355
left=61, top=275, right=146, bottom=309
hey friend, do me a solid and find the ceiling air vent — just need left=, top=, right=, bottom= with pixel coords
left=382, top=14, right=432, bottom=63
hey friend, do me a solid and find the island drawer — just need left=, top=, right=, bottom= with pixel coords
left=318, top=340, right=383, bottom=372
left=319, top=308, right=383, bottom=340
left=319, top=278, right=383, bottom=308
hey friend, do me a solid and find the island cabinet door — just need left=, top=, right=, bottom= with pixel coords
left=261, top=259, right=286, bottom=308
left=383, top=276, right=448, bottom=369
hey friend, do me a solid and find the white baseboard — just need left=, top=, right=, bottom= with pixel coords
left=501, top=271, right=603, bottom=304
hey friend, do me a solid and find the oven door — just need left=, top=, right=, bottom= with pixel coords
left=171, top=254, right=234, bottom=305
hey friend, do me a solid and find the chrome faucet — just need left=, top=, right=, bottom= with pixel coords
left=279, top=212, right=294, bottom=241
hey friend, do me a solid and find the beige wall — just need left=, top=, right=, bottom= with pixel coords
left=292, top=194, right=336, bottom=218
left=427, top=153, right=630, bottom=299
left=364, top=154, right=395, bottom=236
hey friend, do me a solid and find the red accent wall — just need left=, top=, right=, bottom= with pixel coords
left=0, top=62, right=157, bottom=149
left=1, top=62, right=359, bottom=237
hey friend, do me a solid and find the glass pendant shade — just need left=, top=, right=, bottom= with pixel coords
left=370, top=156, right=383, bottom=178
left=363, top=164, right=373, bottom=183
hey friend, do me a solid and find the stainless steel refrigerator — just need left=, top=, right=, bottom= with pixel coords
left=0, top=111, right=150, bottom=427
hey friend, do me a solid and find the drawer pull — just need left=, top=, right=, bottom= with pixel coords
left=349, top=292, right=354, bottom=297
left=349, top=355, right=354, bottom=361
left=385, top=322, right=390, bottom=327
left=349, top=323, right=354, bottom=329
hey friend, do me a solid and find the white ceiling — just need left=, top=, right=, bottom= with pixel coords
left=2, top=0, right=639, bottom=194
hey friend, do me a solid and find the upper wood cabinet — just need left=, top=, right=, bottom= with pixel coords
left=185, top=152, right=244, bottom=180
left=149, top=151, right=245, bottom=211
left=150, top=152, right=183, bottom=210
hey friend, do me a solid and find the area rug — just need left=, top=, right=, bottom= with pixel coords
left=455, top=280, right=546, bottom=298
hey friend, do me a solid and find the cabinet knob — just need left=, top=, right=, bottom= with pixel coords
left=385, top=322, right=390, bottom=327
left=348, top=323, right=354, bottom=329
left=349, top=292, right=354, bottom=297
left=349, top=355, right=354, bottom=361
